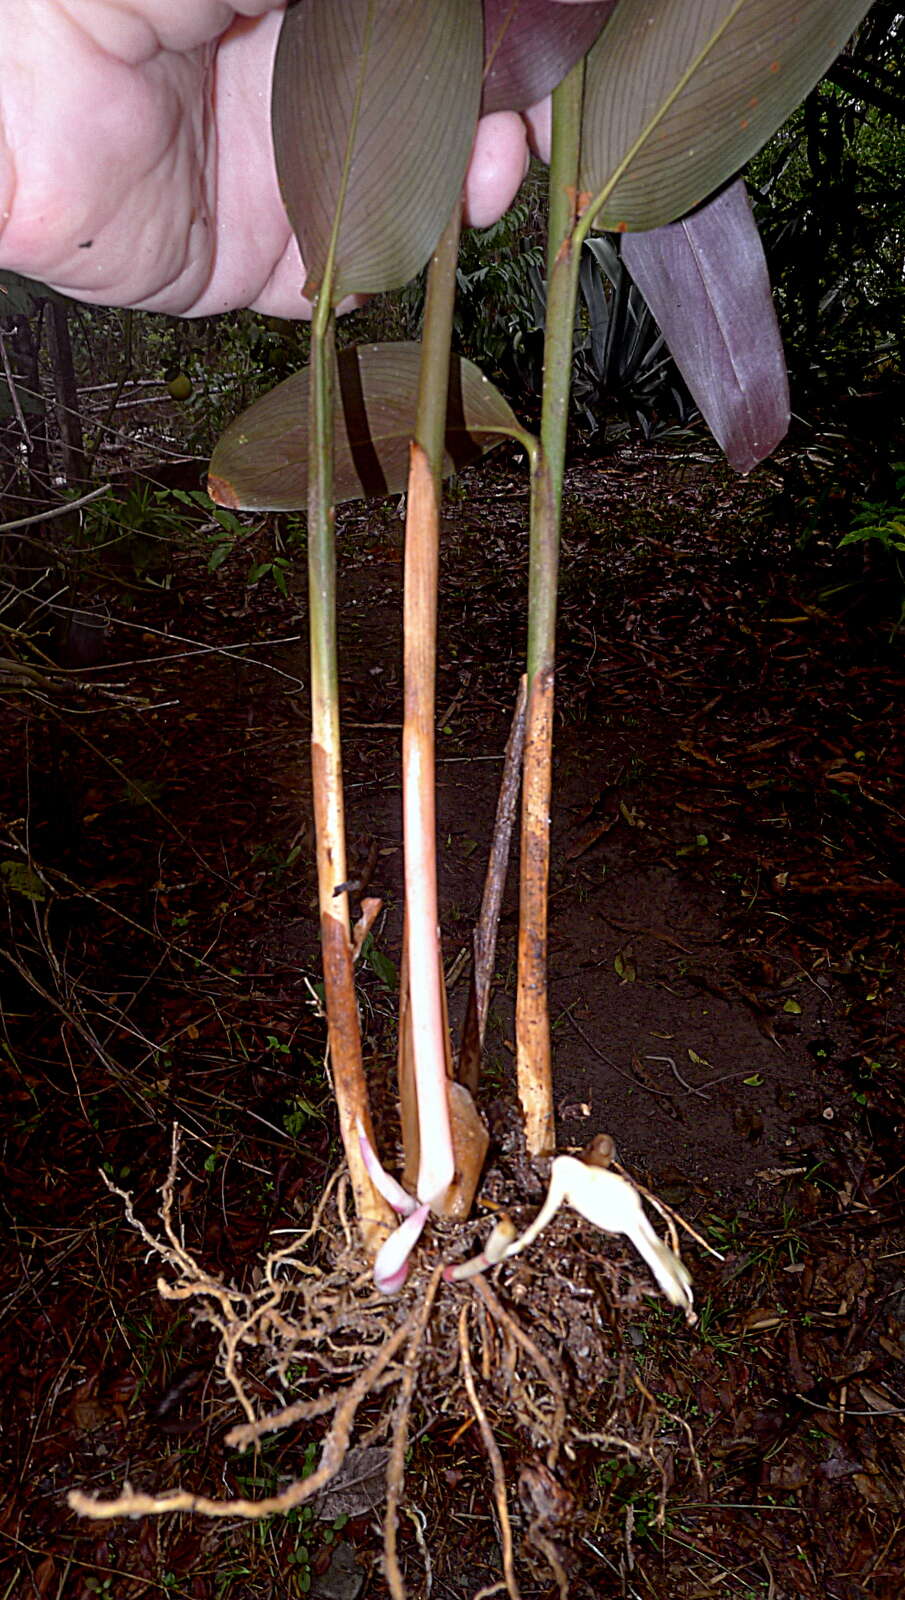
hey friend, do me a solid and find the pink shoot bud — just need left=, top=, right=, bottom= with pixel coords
left=357, top=1120, right=418, bottom=1216
left=374, top=1203, right=431, bottom=1295
left=443, top=1216, right=518, bottom=1282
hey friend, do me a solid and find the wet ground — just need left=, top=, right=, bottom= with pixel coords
left=1, top=446, right=903, bottom=1597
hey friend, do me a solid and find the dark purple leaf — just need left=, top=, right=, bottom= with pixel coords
left=622, top=181, right=789, bottom=473
left=481, top=0, right=615, bottom=113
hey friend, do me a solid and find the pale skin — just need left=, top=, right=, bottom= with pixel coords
left=0, top=0, right=592, bottom=320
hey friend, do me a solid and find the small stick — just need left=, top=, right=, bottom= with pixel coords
left=458, top=675, right=527, bottom=1092
left=645, top=1054, right=710, bottom=1100
left=0, top=480, right=113, bottom=535
left=563, top=1009, right=672, bottom=1100
left=475, top=674, right=528, bottom=1045
left=630, top=1179, right=725, bottom=1263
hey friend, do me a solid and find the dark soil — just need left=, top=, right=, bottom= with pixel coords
left=1, top=445, right=903, bottom=1599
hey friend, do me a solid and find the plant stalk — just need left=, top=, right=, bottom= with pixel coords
left=516, top=59, right=586, bottom=1155
left=402, top=441, right=453, bottom=1206
left=307, top=296, right=393, bottom=1250
left=401, top=204, right=463, bottom=1208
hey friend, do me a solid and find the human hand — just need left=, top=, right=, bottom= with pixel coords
left=0, top=1, right=536, bottom=318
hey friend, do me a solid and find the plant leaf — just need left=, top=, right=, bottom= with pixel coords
left=1, top=860, right=45, bottom=901
left=503, top=1153, right=694, bottom=1316
left=622, top=180, right=789, bottom=472
left=208, top=343, right=522, bottom=511
left=272, top=0, right=483, bottom=303
left=481, top=0, right=616, bottom=113
left=581, top=0, right=875, bottom=232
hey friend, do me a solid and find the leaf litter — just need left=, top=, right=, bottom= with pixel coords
left=0, top=446, right=903, bottom=1597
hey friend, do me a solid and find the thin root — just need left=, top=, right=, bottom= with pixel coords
left=69, top=1308, right=414, bottom=1522
left=527, top=1524, right=568, bottom=1600
left=384, top=1264, right=444, bottom=1600
left=458, top=1302, right=521, bottom=1600
left=474, top=1276, right=566, bottom=1469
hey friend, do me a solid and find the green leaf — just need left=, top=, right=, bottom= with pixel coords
left=212, top=508, right=245, bottom=534
left=209, top=344, right=522, bottom=512
left=581, top=0, right=875, bottom=233
left=613, top=949, right=636, bottom=982
left=362, top=937, right=398, bottom=990
left=208, top=543, right=232, bottom=572
left=0, top=860, right=45, bottom=901
left=272, top=0, right=483, bottom=303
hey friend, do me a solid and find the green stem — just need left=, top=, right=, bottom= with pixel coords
left=309, top=302, right=340, bottom=791
left=536, top=56, right=585, bottom=617
left=516, top=59, right=585, bottom=1155
left=308, top=297, right=392, bottom=1251
left=416, top=205, right=462, bottom=487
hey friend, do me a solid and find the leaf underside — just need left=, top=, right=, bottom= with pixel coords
left=208, top=344, right=521, bottom=512
left=622, top=180, right=789, bottom=473
left=481, top=0, right=616, bottom=114
left=581, top=0, right=875, bottom=232
left=272, top=0, right=483, bottom=303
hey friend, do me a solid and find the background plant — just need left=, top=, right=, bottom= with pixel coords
left=748, top=4, right=904, bottom=407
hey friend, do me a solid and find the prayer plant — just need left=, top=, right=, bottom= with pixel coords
left=209, top=0, right=872, bottom=1291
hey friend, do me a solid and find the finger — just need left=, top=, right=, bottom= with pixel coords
left=197, top=6, right=305, bottom=316
left=71, top=1, right=284, bottom=58
left=522, top=96, right=552, bottom=164
left=0, top=7, right=210, bottom=304
left=463, top=111, right=529, bottom=229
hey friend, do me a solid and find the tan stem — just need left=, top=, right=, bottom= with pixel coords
left=515, top=667, right=555, bottom=1155
left=307, top=307, right=392, bottom=1254
left=311, top=743, right=394, bottom=1253
left=397, top=915, right=419, bottom=1194
left=402, top=443, right=454, bottom=1206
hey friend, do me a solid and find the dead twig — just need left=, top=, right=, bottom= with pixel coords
left=476, top=676, right=528, bottom=1042
left=562, top=1009, right=673, bottom=1100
